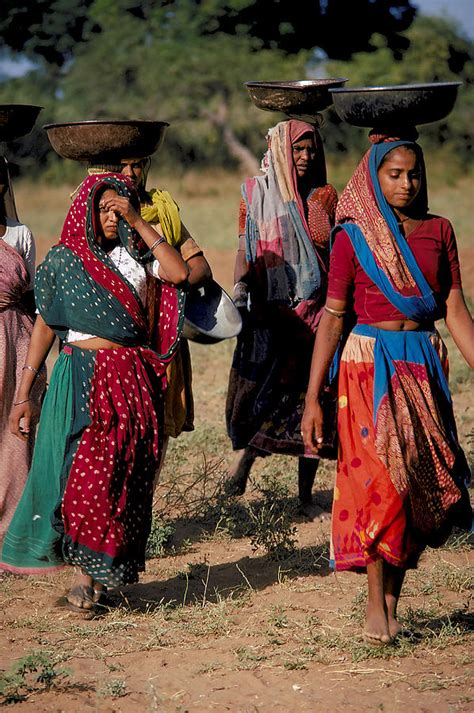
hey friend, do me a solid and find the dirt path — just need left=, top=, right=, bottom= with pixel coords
left=1, top=234, right=473, bottom=712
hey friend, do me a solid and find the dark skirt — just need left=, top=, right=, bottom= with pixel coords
left=226, top=311, right=320, bottom=457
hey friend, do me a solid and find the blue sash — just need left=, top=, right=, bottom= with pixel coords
left=341, top=141, right=438, bottom=322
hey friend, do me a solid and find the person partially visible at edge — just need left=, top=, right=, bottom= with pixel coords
left=225, top=119, right=338, bottom=516
left=301, top=131, right=473, bottom=644
left=0, top=158, right=46, bottom=551
left=119, top=157, right=212, bottom=472
left=1, top=174, right=188, bottom=613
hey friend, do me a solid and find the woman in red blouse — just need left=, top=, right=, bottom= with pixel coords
left=225, top=119, right=337, bottom=514
left=302, top=133, right=473, bottom=644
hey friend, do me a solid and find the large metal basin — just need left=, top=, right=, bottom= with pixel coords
left=0, top=104, right=42, bottom=142
left=331, top=82, right=462, bottom=127
left=245, top=78, right=347, bottom=119
left=43, top=119, right=169, bottom=162
left=183, top=280, right=242, bottom=344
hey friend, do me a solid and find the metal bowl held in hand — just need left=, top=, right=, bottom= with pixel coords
left=331, top=82, right=462, bottom=127
left=0, top=104, right=43, bottom=142
left=43, top=120, right=169, bottom=162
left=245, top=79, right=348, bottom=119
left=183, top=280, right=242, bottom=344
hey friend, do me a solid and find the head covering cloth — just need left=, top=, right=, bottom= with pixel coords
left=243, top=119, right=328, bottom=306
left=36, top=173, right=184, bottom=358
left=334, top=134, right=435, bottom=322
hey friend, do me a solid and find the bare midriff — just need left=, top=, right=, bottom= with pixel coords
left=368, top=319, right=423, bottom=332
left=69, top=337, right=124, bottom=350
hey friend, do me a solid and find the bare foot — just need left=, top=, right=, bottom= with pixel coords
left=299, top=501, right=331, bottom=522
left=365, top=605, right=391, bottom=645
left=66, top=584, right=94, bottom=612
left=388, top=616, right=403, bottom=639
left=224, top=448, right=256, bottom=496
left=66, top=568, right=94, bottom=612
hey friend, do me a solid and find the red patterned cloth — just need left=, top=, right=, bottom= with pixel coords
left=61, top=346, right=166, bottom=586
left=327, top=216, right=462, bottom=323
left=332, top=329, right=469, bottom=572
left=60, top=173, right=149, bottom=331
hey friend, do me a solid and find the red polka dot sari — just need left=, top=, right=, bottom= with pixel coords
left=1, top=176, right=184, bottom=585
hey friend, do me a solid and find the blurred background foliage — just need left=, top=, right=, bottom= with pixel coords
left=0, top=0, right=472, bottom=180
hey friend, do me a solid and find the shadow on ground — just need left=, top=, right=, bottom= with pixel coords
left=107, top=542, right=332, bottom=613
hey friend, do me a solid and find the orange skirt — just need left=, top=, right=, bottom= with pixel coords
left=332, top=328, right=470, bottom=572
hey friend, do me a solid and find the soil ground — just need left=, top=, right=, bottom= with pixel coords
left=1, top=176, right=473, bottom=711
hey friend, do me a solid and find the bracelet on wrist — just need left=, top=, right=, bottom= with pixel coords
left=324, top=305, right=346, bottom=318
left=23, top=365, right=39, bottom=374
left=13, top=398, right=30, bottom=406
left=149, top=236, right=166, bottom=252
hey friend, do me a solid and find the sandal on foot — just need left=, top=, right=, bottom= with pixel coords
left=92, top=586, right=108, bottom=605
left=65, top=584, right=95, bottom=613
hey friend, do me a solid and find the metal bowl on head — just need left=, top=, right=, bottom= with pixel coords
left=43, top=119, right=169, bottom=162
left=245, top=78, right=348, bottom=119
left=331, top=82, right=462, bottom=127
left=0, top=104, right=43, bottom=142
left=183, top=280, right=242, bottom=344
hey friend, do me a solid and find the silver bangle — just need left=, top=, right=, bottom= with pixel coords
left=149, top=237, right=166, bottom=252
left=13, top=398, right=30, bottom=406
left=23, top=365, right=39, bottom=374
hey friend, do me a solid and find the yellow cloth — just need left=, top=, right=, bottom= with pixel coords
left=142, top=186, right=196, bottom=437
left=141, top=188, right=181, bottom=247
left=163, top=340, right=195, bottom=438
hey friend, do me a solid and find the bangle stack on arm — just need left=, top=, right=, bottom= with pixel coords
left=149, top=237, right=166, bottom=253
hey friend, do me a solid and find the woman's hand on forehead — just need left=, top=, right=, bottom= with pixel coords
left=101, top=192, right=140, bottom=227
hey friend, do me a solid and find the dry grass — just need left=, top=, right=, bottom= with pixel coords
left=2, top=168, right=473, bottom=710
left=14, top=164, right=474, bottom=259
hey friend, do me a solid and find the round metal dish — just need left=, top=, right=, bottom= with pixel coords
left=331, top=82, right=462, bottom=127
left=245, top=78, right=348, bottom=118
left=183, top=280, right=242, bottom=344
left=43, top=119, right=169, bottom=162
left=0, top=104, right=42, bottom=142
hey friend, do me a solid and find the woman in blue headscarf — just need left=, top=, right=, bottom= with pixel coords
left=302, top=131, right=473, bottom=644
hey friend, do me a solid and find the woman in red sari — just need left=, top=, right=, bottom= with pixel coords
left=302, top=133, right=473, bottom=643
left=3, top=174, right=188, bottom=612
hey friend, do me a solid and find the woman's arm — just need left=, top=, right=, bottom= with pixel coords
left=445, top=288, right=474, bottom=368
left=10, top=315, right=55, bottom=440
left=134, top=216, right=189, bottom=285
left=186, top=254, right=212, bottom=286
left=233, top=198, right=251, bottom=305
left=178, top=223, right=212, bottom=286
left=301, top=298, right=347, bottom=454
left=103, top=195, right=189, bottom=285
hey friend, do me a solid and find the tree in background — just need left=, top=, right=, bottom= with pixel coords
left=0, top=0, right=416, bottom=66
left=1, top=1, right=471, bottom=174
left=325, top=15, right=474, bottom=168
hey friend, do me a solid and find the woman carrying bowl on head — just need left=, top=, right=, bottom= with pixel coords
left=225, top=119, right=338, bottom=515
left=1, top=173, right=188, bottom=612
left=302, top=131, right=473, bottom=644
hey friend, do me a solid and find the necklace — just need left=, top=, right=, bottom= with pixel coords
left=396, top=215, right=411, bottom=225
